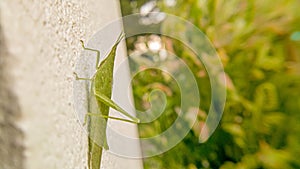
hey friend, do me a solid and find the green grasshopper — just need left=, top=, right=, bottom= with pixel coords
left=74, top=33, right=139, bottom=169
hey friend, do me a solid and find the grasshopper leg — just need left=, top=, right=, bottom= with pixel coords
left=80, top=40, right=101, bottom=69
left=93, top=92, right=140, bottom=123
left=84, top=112, right=138, bottom=125
left=73, top=72, right=93, bottom=81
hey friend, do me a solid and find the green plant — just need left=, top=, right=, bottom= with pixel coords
left=120, top=0, right=300, bottom=168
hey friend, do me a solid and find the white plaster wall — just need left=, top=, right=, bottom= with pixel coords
left=0, top=0, right=143, bottom=168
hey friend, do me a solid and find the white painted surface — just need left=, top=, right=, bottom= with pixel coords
left=0, top=0, right=143, bottom=168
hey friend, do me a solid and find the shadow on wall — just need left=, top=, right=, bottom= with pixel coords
left=0, top=17, right=24, bottom=169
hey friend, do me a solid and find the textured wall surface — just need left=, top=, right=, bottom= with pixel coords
left=0, top=0, right=142, bottom=169
left=0, top=22, right=24, bottom=169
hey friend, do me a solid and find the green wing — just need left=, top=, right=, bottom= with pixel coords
left=88, top=33, right=125, bottom=169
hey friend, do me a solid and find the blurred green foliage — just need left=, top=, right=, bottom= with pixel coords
left=120, top=0, right=300, bottom=168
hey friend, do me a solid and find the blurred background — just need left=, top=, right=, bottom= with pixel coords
left=119, top=0, right=300, bottom=169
